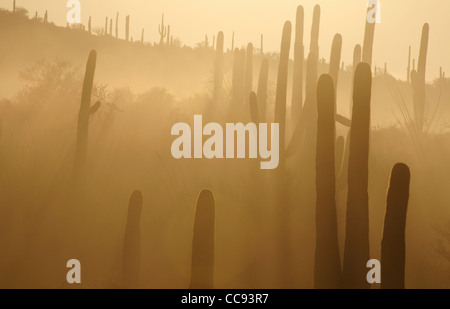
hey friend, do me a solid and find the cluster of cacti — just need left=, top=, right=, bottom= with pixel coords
left=123, top=190, right=144, bottom=289
left=189, top=189, right=215, bottom=289
left=411, top=24, right=429, bottom=133
left=73, top=50, right=101, bottom=184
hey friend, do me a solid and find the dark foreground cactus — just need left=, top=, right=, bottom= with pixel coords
left=315, top=74, right=342, bottom=289
left=189, top=189, right=215, bottom=289
left=381, top=163, right=410, bottom=289
left=123, top=190, right=143, bottom=289
left=73, top=50, right=101, bottom=183
left=342, top=62, right=372, bottom=289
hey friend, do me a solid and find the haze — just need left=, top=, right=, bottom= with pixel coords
left=1, top=0, right=449, bottom=81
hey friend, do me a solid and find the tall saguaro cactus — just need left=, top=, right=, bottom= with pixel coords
left=213, top=31, right=224, bottom=103
left=159, top=14, right=167, bottom=45
left=189, top=189, right=215, bottom=289
left=310, top=5, right=320, bottom=58
left=381, top=163, right=411, bottom=289
left=123, top=190, right=143, bottom=289
left=411, top=23, right=429, bottom=133
left=315, top=74, right=342, bottom=289
left=329, top=33, right=342, bottom=103
left=125, top=15, right=130, bottom=41
left=273, top=21, right=292, bottom=287
left=362, top=6, right=376, bottom=66
left=73, top=50, right=101, bottom=183
left=343, top=62, right=372, bottom=289
left=291, top=5, right=304, bottom=124
left=115, top=12, right=119, bottom=39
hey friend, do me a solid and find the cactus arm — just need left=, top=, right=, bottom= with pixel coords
left=336, top=113, right=351, bottom=127
left=89, top=101, right=101, bottom=114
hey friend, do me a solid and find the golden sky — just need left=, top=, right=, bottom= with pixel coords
left=1, top=0, right=450, bottom=81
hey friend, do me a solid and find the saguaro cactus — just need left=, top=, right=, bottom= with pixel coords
left=189, top=189, right=215, bottom=289
left=115, top=12, right=119, bottom=39
left=362, top=6, right=376, bottom=66
left=381, top=163, right=410, bottom=289
left=411, top=23, right=429, bottom=133
left=343, top=62, right=372, bottom=289
left=44, top=10, right=48, bottom=23
left=125, top=15, right=130, bottom=41
left=213, top=31, right=224, bottom=103
left=256, top=58, right=269, bottom=122
left=244, top=43, right=253, bottom=105
left=329, top=34, right=342, bottom=102
left=13, top=0, right=15, bottom=13
left=88, top=16, right=91, bottom=34
left=105, top=17, right=108, bottom=35
left=159, top=14, right=167, bottom=45
left=141, top=29, right=144, bottom=43
left=310, top=5, right=320, bottom=57
left=123, top=190, right=143, bottom=289
left=315, top=74, right=342, bottom=289
left=231, top=31, right=235, bottom=50
left=73, top=50, right=101, bottom=183
left=291, top=5, right=304, bottom=124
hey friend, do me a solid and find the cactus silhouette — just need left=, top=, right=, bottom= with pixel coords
left=329, top=34, right=342, bottom=102
left=125, top=15, right=130, bottom=41
left=141, top=28, right=144, bottom=43
left=123, top=190, right=143, bottom=289
left=213, top=31, right=224, bottom=103
left=362, top=6, right=375, bottom=66
left=189, top=189, right=215, bottom=289
left=13, top=0, right=15, bottom=13
left=315, top=74, right=342, bottom=289
left=381, top=163, right=411, bottom=289
left=73, top=50, right=101, bottom=183
left=44, top=10, right=48, bottom=23
left=310, top=5, right=320, bottom=57
left=231, top=31, right=234, bottom=50
left=110, top=19, right=112, bottom=36
left=260, top=34, right=264, bottom=55
left=244, top=43, right=253, bottom=105
left=411, top=23, right=429, bottom=133
left=105, top=17, right=108, bottom=35
left=88, top=16, right=91, bottom=34
left=115, top=12, right=119, bottom=38
left=256, top=58, right=269, bottom=122
left=349, top=44, right=362, bottom=116
left=291, top=5, right=304, bottom=124
left=159, top=14, right=167, bottom=45
left=343, top=62, right=372, bottom=289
